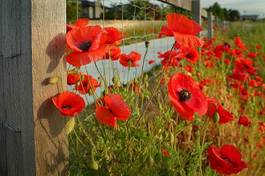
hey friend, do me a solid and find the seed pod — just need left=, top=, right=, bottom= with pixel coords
left=213, top=112, right=220, bottom=123
left=88, top=159, right=99, bottom=170
left=147, top=155, right=154, bottom=167
left=145, top=40, right=150, bottom=48
left=65, top=118, right=75, bottom=135
left=48, top=76, right=60, bottom=84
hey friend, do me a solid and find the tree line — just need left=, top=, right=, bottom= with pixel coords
left=207, top=2, right=240, bottom=21
left=67, top=0, right=240, bottom=22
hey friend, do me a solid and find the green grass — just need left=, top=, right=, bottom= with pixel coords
left=68, top=21, right=265, bottom=176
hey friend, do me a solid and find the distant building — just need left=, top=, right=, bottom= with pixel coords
left=240, top=15, right=259, bottom=21
left=80, top=0, right=108, bottom=19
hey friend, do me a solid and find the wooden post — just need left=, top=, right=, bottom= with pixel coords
left=0, top=0, right=68, bottom=176
left=192, top=0, right=201, bottom=25
left=207, top=11, right=214, bottom=38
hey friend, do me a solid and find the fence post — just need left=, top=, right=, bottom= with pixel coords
left=192, top=0, right=201, bottom=25
left=207, top=11, right=214, bottom=38
left=0, top=0, right=68, bottom=175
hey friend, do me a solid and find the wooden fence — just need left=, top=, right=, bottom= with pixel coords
left=0, top=0, right=214, bottom=175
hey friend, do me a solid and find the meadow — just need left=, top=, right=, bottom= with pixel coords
left=62, top=18, right=265, bottom=176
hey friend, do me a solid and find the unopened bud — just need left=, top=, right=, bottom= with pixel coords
left=145, top=41, right=150, bottom=48
left=48, top=76, right=60, bottom=84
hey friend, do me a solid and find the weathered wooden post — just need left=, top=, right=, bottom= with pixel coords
left=207, top=11, right=214, bottom=38
left=0, top=0, right=68, bottom=176
left=192, top=0, right=201, bottom=25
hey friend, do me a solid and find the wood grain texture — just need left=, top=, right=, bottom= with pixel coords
left=0, top=0, right=35, bottom=175
left=32, top=0, right=68, bottom=175
left=0, top=0, right=68, bottom=175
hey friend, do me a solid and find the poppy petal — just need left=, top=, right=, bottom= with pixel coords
left=52, top=91, right=85, bottom=117
left=173, top=32, right=204, bottom=48
left=95, top=106, right=117, bottom=128
left=167, top=13, right=202, bottom=35
left=104, top=94, right=131, bottom=121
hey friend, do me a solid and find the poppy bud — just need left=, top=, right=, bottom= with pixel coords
left=88, top=149, right=99, bottom=170
left=145, top=40, right=150, bottom=48
left=48, top=76, right=60, bottom=84
left=213, top=112, right=219, bottom=123
left=147, top=155, right=154, bottom=167
left=170, top=133, right=175, bottom=146
left=65, top=118, right=75, bottom=135
left=88, top=159, right=99, bottom=170
left=112, top=76, right=121, bottom=87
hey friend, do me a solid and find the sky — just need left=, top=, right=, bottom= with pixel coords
left=201, top=0, right=265, bottom=17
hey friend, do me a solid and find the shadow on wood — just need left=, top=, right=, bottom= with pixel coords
left=46, top=33, right=66, bottom=73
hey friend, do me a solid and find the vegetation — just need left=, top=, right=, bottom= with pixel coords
left=208, top=2, right=240, bottom=21
left=67, top=19, right=265, bottom=175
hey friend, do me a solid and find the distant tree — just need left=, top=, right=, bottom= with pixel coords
left=228, top=10, right=240, bottom=21
left=67, top=0, right=80, bottom=23
left=208, top=2, right=240, bottom=21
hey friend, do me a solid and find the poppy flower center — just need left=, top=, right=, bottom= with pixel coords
left=62, top=105, right=72, bottom=110
left=178, top=89, right=191, bottom=102
left=78, top=41, right=92, bottom=51
left=186, top=53, right=193, bottom=59
left=222, top=156, right=238, bottom=167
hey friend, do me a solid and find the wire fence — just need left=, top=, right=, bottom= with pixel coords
left=66, top=0, right=184, bottom=103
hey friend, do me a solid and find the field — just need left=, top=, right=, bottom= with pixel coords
left=66, top=20, right=265, bottom=176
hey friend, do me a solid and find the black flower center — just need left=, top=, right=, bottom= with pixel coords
left=186, top=53, right=193, bottom=59
left=178, top=89, right=191, bottom=102
left=62, top=105, right=72, bottom=110
left=222, top=156, right=238, bottom=167
left=78, top=41, right=92, bottom=51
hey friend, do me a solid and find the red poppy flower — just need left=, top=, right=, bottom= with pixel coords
left=217, top=105, right=234, bottom=124
left=206, top=98, right=234, bottom=124
left=256, top=44, right=262, bottom=50
left=181, top=47, right=199, bottom=63
left=168, top=73, right=208, bottom=121
left=158, top=50, right=183, bottom=67
left=214, top=44, right=225, bottom=58
left=67, top=18, right=89, bottom=32
left=67, top=73, right=80, bottom=85
left=231, top=49, right=243, bottom=57
left=119, top=51, right=141, bottom=67
left=161, top=148, right=170, bottom=157
left=76, top=74, right=100, bottom=94
left=238, top=115, right=251, bottom=127
left=104, top=27, right=122, bottom=45
left=206, top=98, right=218, bottom=118
left=235, top=58, right=256, bottom=75
left=208, top=144, right=247, bottom=175
left=199, top=79, right=211, bottom=90
left=52, top=91, right=85, bottom=117
left=239, top=86, right=249, bottom=101
left=234, top=36, right=246, bottom=50
left=159, top=13, right=203, bottom=47
left=148, top=60, right=155, bottom=65
left=95, top=94, right=131, bottom=128
left=184, top=65, right=194, bottom=73
left=247, top=52, right=257, bottom=58
left=259, top=122, right=265, bottom=134
left=104, top=46, right=121, bottom=61
left=224, top=58, right=231, bottom=65
left=256, top=136, right=265, bottom=149
left=66, top=25, right=107, bottom=66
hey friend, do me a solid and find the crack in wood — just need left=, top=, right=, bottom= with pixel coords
left=3, top=53, right=22, bottom=59
left=0, top=122, right=21, bottom=133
